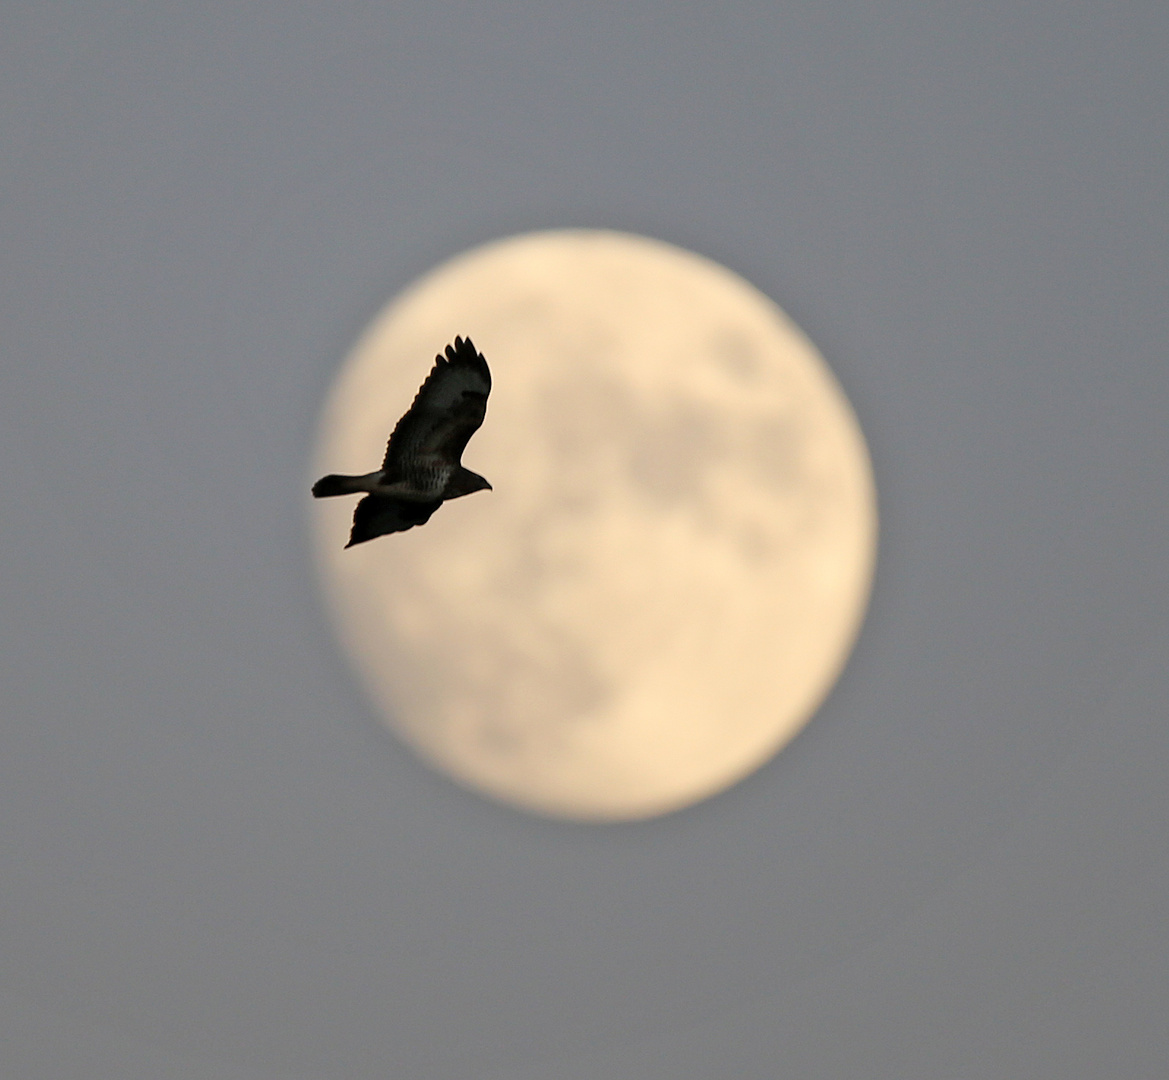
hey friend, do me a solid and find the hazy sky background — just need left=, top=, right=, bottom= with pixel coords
left=2, top=3, right=1167, bottom=1078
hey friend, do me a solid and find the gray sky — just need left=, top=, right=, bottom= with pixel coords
left=2, top=3, right=1167, bottom=1078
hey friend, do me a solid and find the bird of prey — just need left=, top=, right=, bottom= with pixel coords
left=312, top=336, right=492, bottom=547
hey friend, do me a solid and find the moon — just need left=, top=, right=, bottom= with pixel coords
left=310, top=230, right=877, bottom=820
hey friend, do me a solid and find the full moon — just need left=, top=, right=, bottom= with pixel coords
left=311, top=230, right=877, bottom=820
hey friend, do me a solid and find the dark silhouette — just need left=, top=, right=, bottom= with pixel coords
left=313, top=336, right=492, bottom=546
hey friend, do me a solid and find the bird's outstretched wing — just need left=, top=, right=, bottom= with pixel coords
left=382, top=336, right=491, bottom=482
left=346, top=495, right=442, bottom=547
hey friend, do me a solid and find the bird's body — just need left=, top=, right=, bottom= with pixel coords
left=312, top=336, right=492, bottom=546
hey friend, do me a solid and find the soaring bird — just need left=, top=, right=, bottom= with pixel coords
left=312, top=336, right=492, bottom=547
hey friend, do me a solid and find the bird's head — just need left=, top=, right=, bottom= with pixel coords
left=447, top=468, right=492, bottom=498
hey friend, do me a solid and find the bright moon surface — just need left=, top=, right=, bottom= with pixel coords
left=311, top=230, right=877, bottom=820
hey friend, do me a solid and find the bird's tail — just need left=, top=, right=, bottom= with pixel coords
left=312, top=474, right=363, bottom=498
